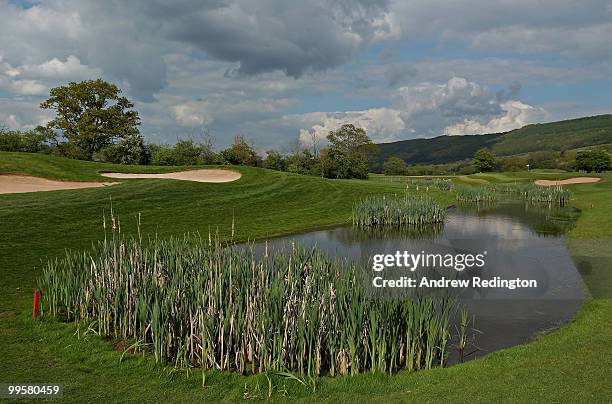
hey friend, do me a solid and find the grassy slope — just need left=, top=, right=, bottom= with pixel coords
left=0, top=152, right=610, bottom=403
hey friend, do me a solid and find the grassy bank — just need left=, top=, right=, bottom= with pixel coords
left=0, top=151, right=610, bottom=402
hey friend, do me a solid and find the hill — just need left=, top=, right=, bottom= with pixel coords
left=374, top=114, right=612, bottom=170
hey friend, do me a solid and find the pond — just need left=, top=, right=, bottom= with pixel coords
left=248, top=201, right=584, bottom=363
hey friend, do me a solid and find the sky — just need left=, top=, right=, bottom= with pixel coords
left=1, top=0, right=611, bottom=151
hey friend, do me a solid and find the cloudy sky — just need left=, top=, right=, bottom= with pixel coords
left=1, top=0, right=611, bottom=150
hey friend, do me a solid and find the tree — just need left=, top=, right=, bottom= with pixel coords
left=574, top=149, right=611, bottom=173
left=0, top=125, right=57, bottom=153
left=322, top=124, right=375, bottom=179
left=148, top=139, right=219, bottom=166
left=221, top=134, right=260, bottom=166
left=383, top=156, right=407, bottom=175
left=40, top=79, right=141, bottom=159
left=500, top=156, right=528, bottom=172
left=263, top=150, right=286, bottom=171
left=473, top=148, right=496, bottom=172
left=96, top=133, right=150, bottom=165
left=286, top=150, right=318, bottom=175
left=327, top=124, right=372, bottom=152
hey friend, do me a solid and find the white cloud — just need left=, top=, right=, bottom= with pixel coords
left=24, top=56, right=101, bottom=80
left=292, top=78, right=547, bottom=144
left=0, top=1, right=607, bottom=148
left=172, top=102, right=212, bottom=127
left=444, top=101, right=548, bottom=135
left=10, top=79, right=47, bottom=95
left=296, top=108, right=406, bottom=146
left=0, top=99, right=52, bottom=130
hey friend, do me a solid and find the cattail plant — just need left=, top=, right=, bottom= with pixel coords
left=39, top=215, right=459, bottom=377
left=456, top=183, right=571, bottom=206
left=352, top=195, right=445, bottom=227
left=455, top=186, right=499, bottom=203
left=406, top=178, right=454, bottom=192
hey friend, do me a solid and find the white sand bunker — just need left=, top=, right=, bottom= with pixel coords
left=0, top=174, right=117, bottom=194
left=100, top=169, right=241, bottom=183
left=535, top=177, right=601, bottom=186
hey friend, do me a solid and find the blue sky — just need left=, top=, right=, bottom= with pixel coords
left=1, top=0, right=611, bottom=150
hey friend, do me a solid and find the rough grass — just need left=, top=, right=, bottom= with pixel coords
left=0, top=152, right=610, bottom=402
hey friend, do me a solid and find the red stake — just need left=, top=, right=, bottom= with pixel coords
left=33, top=290, right=41, bottom=319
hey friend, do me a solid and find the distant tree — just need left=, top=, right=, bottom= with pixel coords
left=527, top=150, right=559, bottom=169
left=500, top=156, right=529, bottom=172
left=322, top=124, right=374, bottom=179
left=383, top=156, right=407, bottom=175
left=95, top=133, right=150, bottom=165
left=327, top=124, right=371, bottom=152
left=221, top=134, right=260, bottom=166
left=0, top=126, right=57, bottom=153
left=319, top=146, right=369, bottom=179
left=150, top=145, right=177, bottom=166
left=574, top=149, right=611, bottom=172
left=40, top=79, right=141, bottom=159
left=286, top=150, right=318, bottom=175
left=473, top=148, right=496, bottom=172
left=148, top=139, right=219, bottom=166
left=263, top=150, right=286, bottom=171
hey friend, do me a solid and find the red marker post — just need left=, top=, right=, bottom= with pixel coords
left=33, top=290, right=41, bottom=319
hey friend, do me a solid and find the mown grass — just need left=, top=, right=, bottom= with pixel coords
left=1, top=152, right=610, bottom=402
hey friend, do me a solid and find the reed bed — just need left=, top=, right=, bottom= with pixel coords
left=406, top=178, right=454, bottom=192
left=455, top=186, right=499, bottom=203
left=456, top=183, right=571, bottom=206
left=39, top=227, right=456, bottom=377
left=352, top=195, right=445, bottom=227
left=511, top=184, right=571, bottom=206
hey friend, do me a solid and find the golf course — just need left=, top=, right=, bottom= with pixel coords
left=1, top=151, right=610, bottom=402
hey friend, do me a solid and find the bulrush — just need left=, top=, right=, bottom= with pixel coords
left=39, top=214, right=456, bottom=377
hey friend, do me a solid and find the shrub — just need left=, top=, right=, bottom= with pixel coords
left=574, top=149, right=611, bottom=172
left=383, top=156, right=407, bottom=175
left=149, top=140, right=219, bottom=166
left=94, top=134, right=150, bottom=165
left=0, top=126, right=56, bottom=153
left=263, top=150, right=287, bottom=171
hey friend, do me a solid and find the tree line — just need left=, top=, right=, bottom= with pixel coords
left=2, top=79, right=609, bottom=176
left=383, top=146, right=611, bottom=175
left=0, top=79, right=377, bottom=180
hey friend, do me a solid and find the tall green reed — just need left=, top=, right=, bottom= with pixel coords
left=352, top=194, right=445, bottom=227
left=39, top=218, right=457, bottom=377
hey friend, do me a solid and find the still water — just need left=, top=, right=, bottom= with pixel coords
left=248, top=201, right=584, bottom=361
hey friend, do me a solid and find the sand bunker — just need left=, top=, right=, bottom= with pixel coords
left=0, top=174, right=117, bottom=194
left=100, top=169, right=241, bottom=183
left=535, top=177, right=601, bottom=186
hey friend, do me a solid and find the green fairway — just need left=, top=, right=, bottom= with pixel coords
left=0, top=151, right=610, bottom=402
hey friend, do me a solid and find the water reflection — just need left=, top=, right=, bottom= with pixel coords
left=248, top=201, right=584, bottom=359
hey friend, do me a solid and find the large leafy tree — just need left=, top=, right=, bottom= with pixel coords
left=473, top=148, right=496, bottom=172
left=40, top=79, right=141, bottom=159
left=322, top=124, right=376, bottom=179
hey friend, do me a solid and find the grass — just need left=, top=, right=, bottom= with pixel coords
left=1, top=151, right=611, bottom=402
